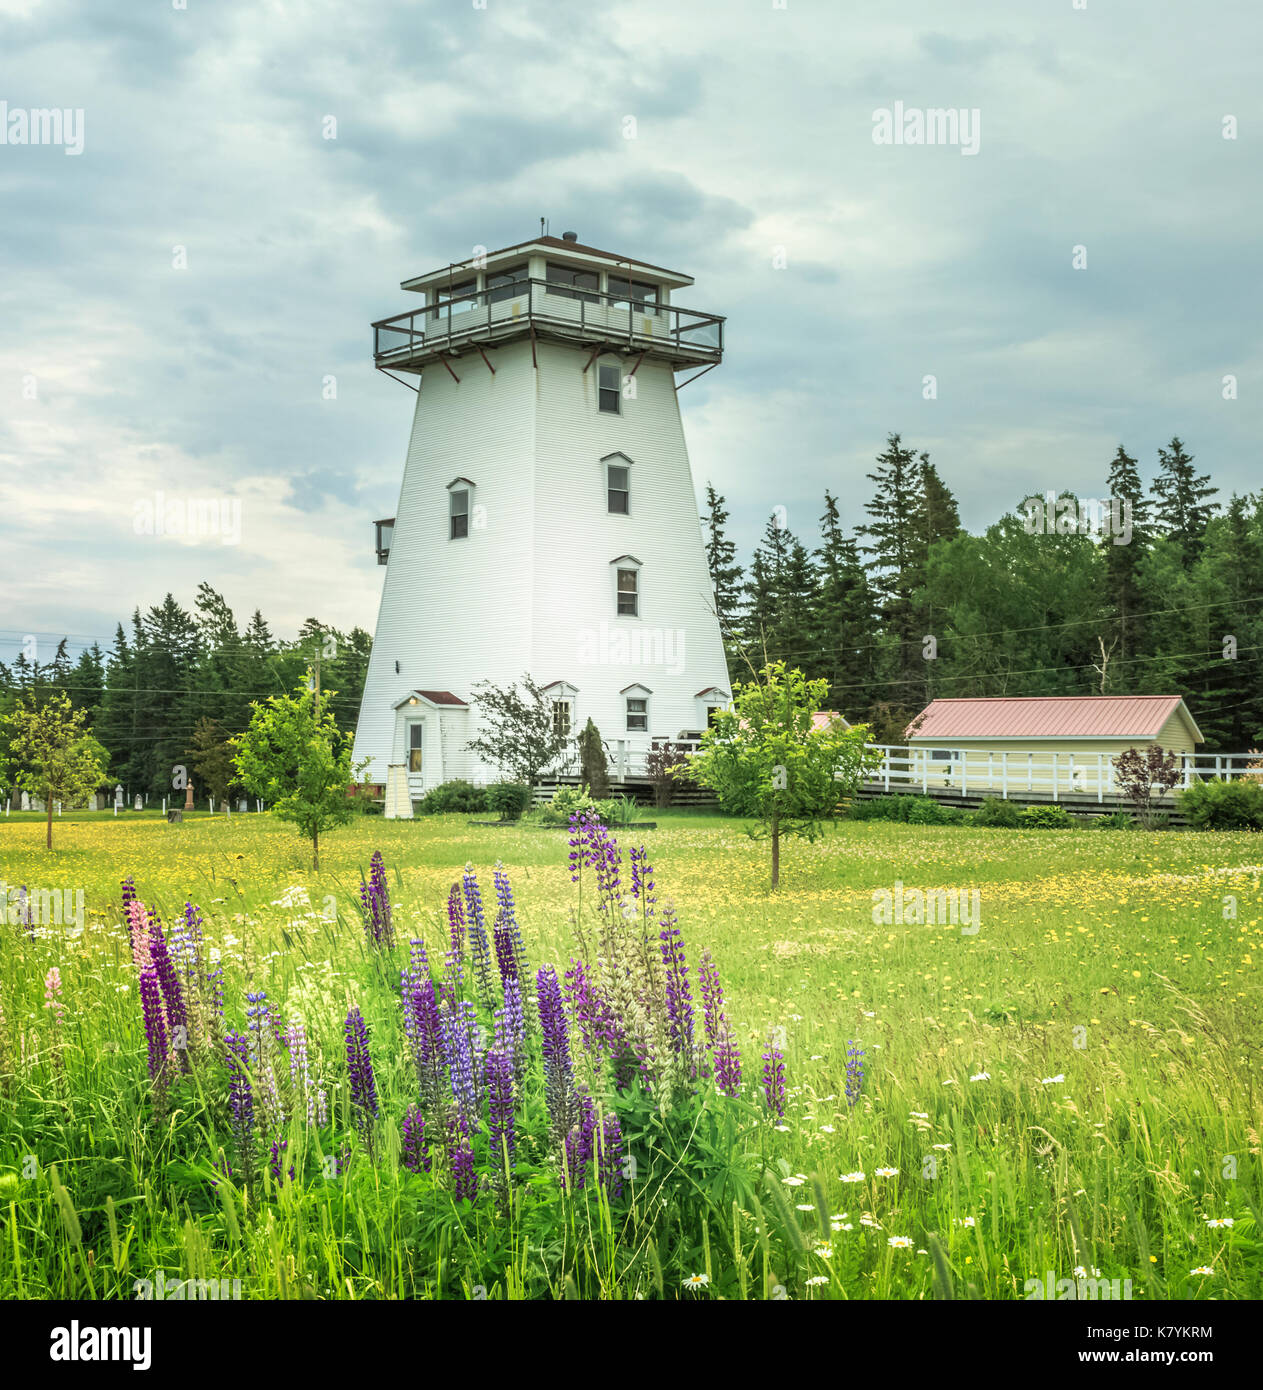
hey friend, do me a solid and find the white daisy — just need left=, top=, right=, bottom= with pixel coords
left=1190, top=1266, right=1215, bottom=1277
left=840, top=1170, right=866, bottom=1183
left=683, top=1272, right=710, bottom=1288
left=875, top=1166, right=899, bottom=1178
left=813, top=1243, right=833, bottom=1258
left=887, top=1235, right=913, bottom=1249
left=970, top=1072, right=990, bottom=1082
left=1205, top=1217, right=1234, bottom=1228
left=1041, top=1075, right=1065, bottom=1085
left=805, top=1274, right=829, bottom=1286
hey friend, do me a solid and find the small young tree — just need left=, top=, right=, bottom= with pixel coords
left=187, top=716, right=237, bottom=806
left=465, top=674, right=568, bottom=787
left=689, top=662, right=881, bottom=888
left=578, top=717, right=610, bottom=799
left=1, top=692, right=109, bottom=849
left=233, top=673, right=364, bottom=870
left=1113, top=744, right=1182, bottom=829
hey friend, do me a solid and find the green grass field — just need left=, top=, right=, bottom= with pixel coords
left=1, top=809, right=1260, bottom=1299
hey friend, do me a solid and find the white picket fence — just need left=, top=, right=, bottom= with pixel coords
left=862, top=745, right=1261, bottom=803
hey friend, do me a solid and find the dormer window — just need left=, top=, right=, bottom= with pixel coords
left=447, top=478, right=475, bottom=540
left=598, top=363, right=621, bottom=413
left=605, top=454, right=631, bottom=514
left=622, top=684, right=652, bottom=733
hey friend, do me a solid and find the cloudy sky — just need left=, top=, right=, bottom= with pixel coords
left=2, top=0, right=1260, bottom=666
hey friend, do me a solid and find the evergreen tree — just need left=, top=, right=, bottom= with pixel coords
left=859, top=434, right=924, bottom=688
left=812, top=491, right=878, bottom=712
left=1103, top=445, right=1151, bottom=668
left=1152, top=437, right=1218, bottom=565
left=701, top=483, right=745, bottom=641
left=69, top=643, right=106, bottom=725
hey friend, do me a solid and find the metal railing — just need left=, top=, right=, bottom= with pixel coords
left=373, top=278, right=724, bottom=367
left=859, top=744, right=1263, bottom=803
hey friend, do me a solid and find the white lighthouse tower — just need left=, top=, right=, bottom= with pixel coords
left=353, top=231, right=730, bottom=813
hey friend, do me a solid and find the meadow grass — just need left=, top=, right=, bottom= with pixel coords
left=0, top=809, right=1260, bottom=1299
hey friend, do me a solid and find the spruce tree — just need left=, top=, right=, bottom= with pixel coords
left=1152, top=437, right=1218, bottom=565
left=1103, top=445, right=1151, bottom=666
left=701, top=483, right=744, bottom=640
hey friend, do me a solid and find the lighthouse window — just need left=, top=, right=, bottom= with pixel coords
left=432, top=278, right=477, bottom=319
left=607, top=463, right=630, bottom=513
left=598, top=364, right=622, bottom=414
left=609, top=276, right=659, bottom=315
left=625, top=697, right=648, bottom=732
left=551, top=699, right=573, bottom=739
left=449, top=488, right=470, bottom=539
left=486, top=264, right=528, bottom=304
left=616, top=567, right=639, bottom=616
left=545, top=262, right=599, bottom=303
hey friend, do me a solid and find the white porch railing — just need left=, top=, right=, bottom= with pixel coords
left=542, top=736, right=702, bottom=782
left=860, top=745, right=1262, bottom=802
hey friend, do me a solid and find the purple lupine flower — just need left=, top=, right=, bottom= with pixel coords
left=762, top=1041, right=786, bottom=1121
left=448, top=1120, right=477, bottom=1203
left=285, top=1020, right=314, bottom=1124
left=442, top=999, right=480, bottom=1135
left=139, top=965, right=169, bottom=1083
left=629, top=846, right=656, bottom=915
left=492, top=865, right=532, bottom=1001
left=845, top=1040, right=865, bottom=1108
left=402, top=1104, right=431, bottom=1174
left=659, top=907, right=696, bottom=1074
left=485, top=1050, right=516, bottom=1181
left=462, top=866, right=496, bottom=1009
left=570, top=812, right=622, bottom=909
left=148, top=916, right=187, bottom=1054
left=170, top=901, right=204, bottom=982
left=714, top=1031, right=742, bottom=1099
left=408, top=977, right=448, bottom=1111
left=344, top=1006, right=380, bottom=1142
left=563, top=1093, right=598, bottom=1192
left=121, top=875, right=136, bottom=912
left=537, top=966, right=578, bottom=1144
left=359, top=851, right=396, bottom=949
left=205, top=960, right=224, bottom=1040
left=224, top=1030, right=254, bottom=1158
left=599, top=1111, right=625, bottom=1200
left=447, top=884, right=466, bottom=969
left=315, top=1088, right=328, bottom=1127
left=563, top=958, right=631, bottom=1083
left=401, top=938, right=431, bottom=1049
left=269, top=1137, right=295, bottom=1185
left=698, top=949, right=724, bottom=1048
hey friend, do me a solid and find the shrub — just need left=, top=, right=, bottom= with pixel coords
left=972, top=796, right=1022, bottom=828
left=486, top=781, right=531, bottom=821
left=1092, top=808, right=1135, bottom=830
left=419, top=779, right=488, bottom=815
left=578, top=719, right=610, bottom=800
left=848, top=794, right=959, bottom=825
left=646, top=739, right=688, bottom=809
left=1179, top=777, right=1263, bottom=830
left=1018, top=804, right=1074, bottom=829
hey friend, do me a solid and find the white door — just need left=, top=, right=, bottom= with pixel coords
left=407, top=719, right=426, bottom=796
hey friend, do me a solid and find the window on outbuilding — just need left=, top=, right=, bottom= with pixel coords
left=552, top=699, right=573, bottom=740
left=598, top=363, right=621, bottom=413
left=625, top=696, right=648, bottom=732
